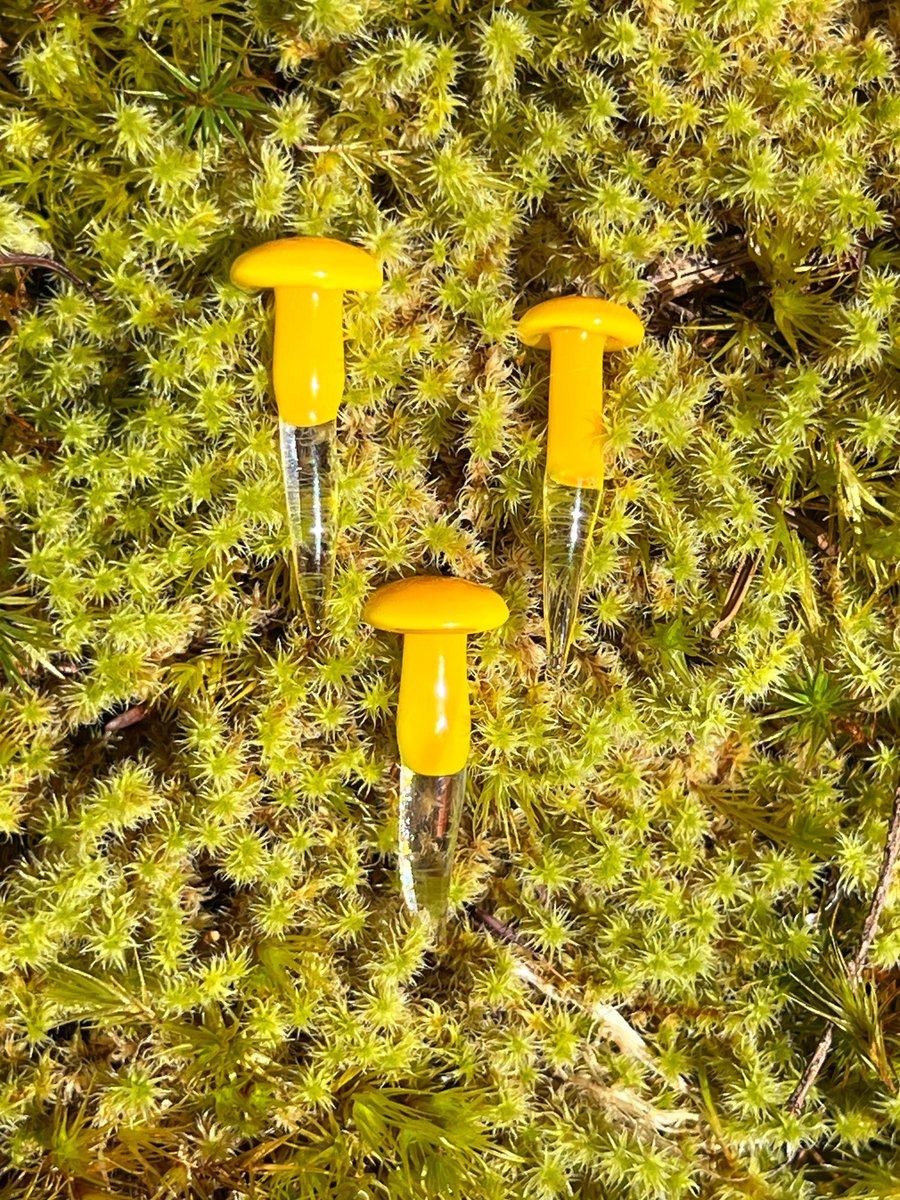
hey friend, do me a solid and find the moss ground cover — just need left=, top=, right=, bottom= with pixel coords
left=2, top=1, right=900, bottom=1195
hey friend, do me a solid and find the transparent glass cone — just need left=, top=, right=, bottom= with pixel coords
left=279, top=419, right=336, bottom=634
left=543, top=472, right=602, bottom=673
left=398, top=766, right=466, bottom=927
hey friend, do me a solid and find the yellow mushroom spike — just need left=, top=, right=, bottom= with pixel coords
left=231, top=236, right=382, bottom=633
left=519, top=296, right=644, bottom=673
left=364, top=577, right=509, bottom=926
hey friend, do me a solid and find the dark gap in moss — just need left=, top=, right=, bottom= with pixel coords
left=368, top=168, right=403, bottom=214
left=0, top=830, right=31, bottom=874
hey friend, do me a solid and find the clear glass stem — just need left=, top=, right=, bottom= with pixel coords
left=279, top=419, right=336, bottom=634
left=543, top=472, right=602, bottom=673
left=398, top=766, right=466, bottom=927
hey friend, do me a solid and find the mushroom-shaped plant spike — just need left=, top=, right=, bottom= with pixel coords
left=519, top=296, right=644, bottom=673
left=231, top=237, right=382, bottom=633
left=364, top=577, right=509, bottom=926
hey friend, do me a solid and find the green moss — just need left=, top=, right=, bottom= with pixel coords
left=2, top=0, right=900, bottom=1195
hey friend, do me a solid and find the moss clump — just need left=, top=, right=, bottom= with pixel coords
left=2, top=1, right=900, bottom=1196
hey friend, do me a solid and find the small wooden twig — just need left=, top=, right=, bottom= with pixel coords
left=711, top=553, right=762, bottom=640
left=471, top=907, right=531, bottom=951
left=787, top=785, right=900, bottom=1114
left=470, top=907, right=671, bottom=1081
left=787, top=1028, right=835, bottom=1116
left=103, top=703, right=148, bottom=735
left=0, top=254, right=100, bottom=300
left=851, top=793, right=900, bottom=973
left=647, top=237, right=749, bottom=301
left=563, top=1068, right=697, bottom=1136
left=298, top=142, right=408, bottom=159
left=783, top=508, right=835, bottom=557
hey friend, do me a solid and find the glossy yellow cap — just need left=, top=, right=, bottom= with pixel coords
left=519, top=295, right=644, bottom=351
left=365, top=577, right=508, bottom=776
left=231, top=236, right=382, bottom=292
left=519, top=295, right=644, bottom=488
left=364, top=576, right=509, bottom=636
left=231, top=236, right=382, bottom=427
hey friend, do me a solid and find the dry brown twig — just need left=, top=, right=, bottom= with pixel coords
left=0, top=253, right=100, bottom=300
left=787, top=784, right=900, bottom=1114
left=711, top=553, right=763, bottom=640
left=783, top=507, right=835, bottom=557
left=103, top=703, right=148, bottom=735
left=471, top=908, right=680, bottom=1086
left=647, top=236, right=749, bottom=300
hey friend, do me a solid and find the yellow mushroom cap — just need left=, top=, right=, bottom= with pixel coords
left=518, top=295, right=644, bottom=351
left=231, top=236, right=382, bottom=293
left=364, top=576, right=509, bottom=636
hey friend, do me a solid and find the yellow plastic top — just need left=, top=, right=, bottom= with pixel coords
left=364, top=576, right=509, bottom=635
left=519, top=295, right=644, bottom=351
left=231, top=236, right=382, bottom=292
left=230, top=236, right=382, bottom=427
left=519, top=294, right=644, bottom=487
left=365, top=576, right=508, bottom=775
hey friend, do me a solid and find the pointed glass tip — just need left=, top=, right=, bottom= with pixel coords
left=279, top=419, right=337, bottom=634
left=543, top=475, right=602, bottom=674
left=398, top=766, right=466, bottom=928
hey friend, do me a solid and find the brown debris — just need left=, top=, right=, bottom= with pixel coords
left=103, top=703, right=148, bottom=734
left=788, top=784, right=900, bottom=1114
left=710, top=553, right=762, bottom=640
left=0, top=253, right=100, bottom=300
left=647, top=237, right=749, bottom=301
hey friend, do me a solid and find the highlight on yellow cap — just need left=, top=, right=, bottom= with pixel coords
left=364, top=576, right=508, bottom=777
left=364, top=576, right=509, bottom=636
left=230, top=236, right=382, bottom=293
left=230, top=236, right=382, bottom=428
left=518, top=295, right=644, bottom=352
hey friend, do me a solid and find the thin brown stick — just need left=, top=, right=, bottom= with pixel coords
left=851, top=789, right=900, bottom=973
left=103, top=703, right=148, bottom=734
left=787, top=1028, right=834, bottom=1117
left=470, top=907, right=670, bottom=1079
left=471, top=907, right=531, bottom=951
left=0, top=254, right=100, bottom=299
left=783, top=508, right=835, bottom=557
left=711, top=553, right=762, bottom=640
left=787, top=785, right=900, bottom=1114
